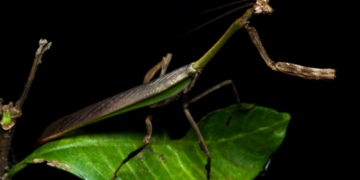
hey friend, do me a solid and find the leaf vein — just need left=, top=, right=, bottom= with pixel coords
left=151, top=146, right=175, bottom=180
left=166, top=145, right=193, bottom=179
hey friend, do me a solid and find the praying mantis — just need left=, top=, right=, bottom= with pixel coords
left=2, top=1, right=340, bottom=180
left=23, top=1, right=336, bottom=180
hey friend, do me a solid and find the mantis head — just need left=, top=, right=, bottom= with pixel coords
left=252, top=0, right=273, bottom=15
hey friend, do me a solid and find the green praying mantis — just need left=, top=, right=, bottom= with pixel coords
left=30, top=0, right=336, bottom=180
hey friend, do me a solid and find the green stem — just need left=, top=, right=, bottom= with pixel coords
left=193, top=8, right=254, bottom=69
left=1, top=111, right=11, bottom=125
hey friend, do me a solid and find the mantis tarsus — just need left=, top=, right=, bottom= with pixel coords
left=34, top=1, right=336, bottom=179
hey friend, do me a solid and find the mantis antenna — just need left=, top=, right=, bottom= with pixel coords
left=180, top=0, right=256, bottom=37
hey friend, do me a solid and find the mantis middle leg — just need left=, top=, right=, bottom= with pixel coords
left=181, top=70, right=254, bottom=180
left=189, top=79, right=255, bottom=110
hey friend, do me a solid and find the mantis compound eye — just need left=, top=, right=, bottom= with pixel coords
left=252, top=6, right=263, bottom=14
left=253, top=0, right=273, bottom=15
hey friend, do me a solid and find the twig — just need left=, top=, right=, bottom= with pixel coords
left=0, top=39, right=52, bottom=179
left=15, top=39, right=52, bottom=110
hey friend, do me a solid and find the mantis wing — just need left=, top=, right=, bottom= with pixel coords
left=36, top=64, right=193, bottom=146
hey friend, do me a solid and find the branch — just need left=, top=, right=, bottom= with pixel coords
left=1, top=39, right=52, bottom=179
left=15, top=39, right=52, bottom=111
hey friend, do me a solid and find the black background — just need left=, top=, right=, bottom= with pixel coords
left=1, top=0, right=356, bottom=179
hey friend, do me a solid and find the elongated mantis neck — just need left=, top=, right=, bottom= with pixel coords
left=193, top=8, right=253, bottom=69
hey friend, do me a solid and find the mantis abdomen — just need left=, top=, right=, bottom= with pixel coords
left=36, top=64, right=193, bottom=146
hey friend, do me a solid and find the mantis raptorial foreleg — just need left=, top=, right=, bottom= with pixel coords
left=112, top=54, right=173, bottom=180
left=245, top=25, right=336, bottom=80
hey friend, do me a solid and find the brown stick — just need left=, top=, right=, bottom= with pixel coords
left=15, top=39, right=52, bottom=110
left=0, top=39, right=51, bottom=179
left=0, top=125, right=15, bottom=179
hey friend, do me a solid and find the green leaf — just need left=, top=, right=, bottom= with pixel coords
left=6, top=104, right=290, bottom=180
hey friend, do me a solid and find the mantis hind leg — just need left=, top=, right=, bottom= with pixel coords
left=143, top=53, right=172, bottom=83
left=112, top=54, right=173, bottom=179
left=111, top=115, right=153, bottom=180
